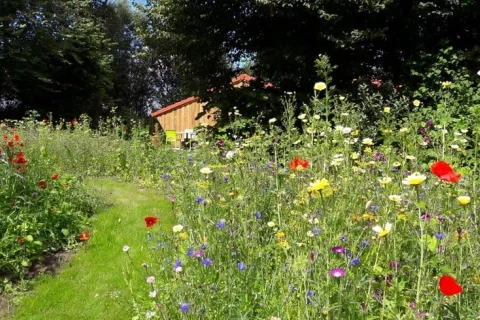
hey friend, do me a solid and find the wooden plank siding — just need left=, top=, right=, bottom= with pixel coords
left=156, top=101, right=218, bottom=133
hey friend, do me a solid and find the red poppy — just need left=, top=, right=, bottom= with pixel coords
left=439, top=275, right=462, bottom=296
left=79, top=232, right=89, bottom=241
left=11, top=152, right=28, bottom=164
left=38, top=180, right=47, bottom=189
left=17, top=236, right=25, bottom=244
left=8, top=141, right=14, bottom=147
left=145, top=216, right=159, bottom=227
left=3, top=136, right=8, bottom=142
left=289, top=157, right=309, bottom=171
left=52, top=173, right=59, bottom=180
left=431, top=161, right=461, bottom=183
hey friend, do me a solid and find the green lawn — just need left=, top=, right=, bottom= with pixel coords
left=11, top=179, right=174, bottom=320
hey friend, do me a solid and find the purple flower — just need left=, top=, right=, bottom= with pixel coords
left=193, top=251, right=204, bottom=258
left=180, top=303, right=190, bottom=313
left=332, top=246, right=346, bottom=254
left=425, top=120, right=433, bottom=127
left=237, top=262, right=246, bottom=271
left=437, top=216, right=444, bottom=223
left=174, top=259, right=182, bottom=268
left=421, top=213, right=431, bottom=221
left=216, top=219, right=226, bottom=229
left=435, top=232, right=445, bottom=240
left=306, top=290, right=314, bottom=304
left=196, top=196, right=204, bottom=204
left=390, top=260, right=401, bottom=271
left=351, top=257, right=360, bottom=266
left=329, top=268, right=346, bottom=278
left=201, top=258, right=212, bottom=267
left=216, top=140, right=225, bottom=148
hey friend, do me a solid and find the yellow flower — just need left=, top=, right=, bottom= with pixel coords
left=457, top=196, right=471, bottom=206
left=441, top=81, right=452, bottom=88
left=362, top=138, right=374, bottom=146
left=278, top=240, right=289, bottom=248
left=267, top=221, right=276, bottom=228
left=405, top=155, right=416, bottom=160
left=388, top=195, right=402, bottom=203
left=402, top=172, right=426, bottom=186
left=306, top=231, right=314, bottom=237
left=379, top=177, right=392, bottom=185
left=384, top=107, right=391, bottom=113
left=397, top=214, right=407, bottom=221
left=307, top=178, right=329, bottom=194
left=178, top=232, right=188, bottom=239
left=392, top=161, right=401, bottom=167
left=399, top=128, right=409, bottom=133
left=362, top=213, right=375, bottom=221
left=276, top=232, right=286, bottom=240
left=372, top=222, right=392, bottom=237
left=352, top=129, right=359, bottom=136
left=200, top=167, right=213, bottom=174
left=313, top=114, right=320, bottom=120
left=351, top=152, right=360, bottom=160
left=364, top=147, right=372, bottom=154
left=413, top=100, right=421, bottom=107
left=172, top=225, right=184, bottom=233
left=314, top=82, right=327, bottom=91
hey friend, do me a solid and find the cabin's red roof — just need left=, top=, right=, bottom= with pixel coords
left=151, top=73, right=259, bottom=117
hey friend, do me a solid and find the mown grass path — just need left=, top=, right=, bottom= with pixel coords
left=11, top=179, right=174, bottom=320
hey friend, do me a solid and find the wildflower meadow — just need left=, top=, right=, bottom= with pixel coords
left=3, top=70, right=480, bottom=320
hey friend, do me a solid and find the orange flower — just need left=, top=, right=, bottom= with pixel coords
left=289, top=157, right=309, bottom=171
left=52, top=173, right=59, bottom=180
left=79, top=232, right=89, bottom=241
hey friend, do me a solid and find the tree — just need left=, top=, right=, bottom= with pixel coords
left=139, top=0, right=480, bottom=121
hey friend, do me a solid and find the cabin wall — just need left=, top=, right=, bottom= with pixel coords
left=156, top=101, right=218, bottom=132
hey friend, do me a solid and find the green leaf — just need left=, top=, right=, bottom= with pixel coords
left=21, top=259, right=30, bottom=267
left=426, top=235, right=437, bottom=253
left=25, top=235, right=34, bottom=242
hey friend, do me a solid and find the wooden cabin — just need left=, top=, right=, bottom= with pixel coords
left=151, top=74, right=256, bottom=147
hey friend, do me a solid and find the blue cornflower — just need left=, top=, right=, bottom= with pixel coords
left=174, top=259, right=182, bottom=268
left=196, top=196, right=204, bottom=204
left=253, top=211, right=262, bottom=219
left=201, top=258, right=212, bottom=267
left=435, top=232, right=445, bottom=240
left=223, top=177, right=229, bottom=182
left=180, top=303, right=190, bottom=313
left=306, top=290, right=314, bottom=304
left=200, top=243, right=207, bottom=250
left=187, top=156, right=193, bottom=162
left=312, top=227, right=321, bottom=236
left=161, top=173, right=169, bottom=180
left=216, top=219, right=226, bottom=229
left=340, top=235, right=348, bottom=242
left=351, top=257, right=360, bottom=266
left=361, top=240, right=370, bottom=248
left=186, top=248, right=194, bottom=257
left=237, top=262, right=246, bottom=271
